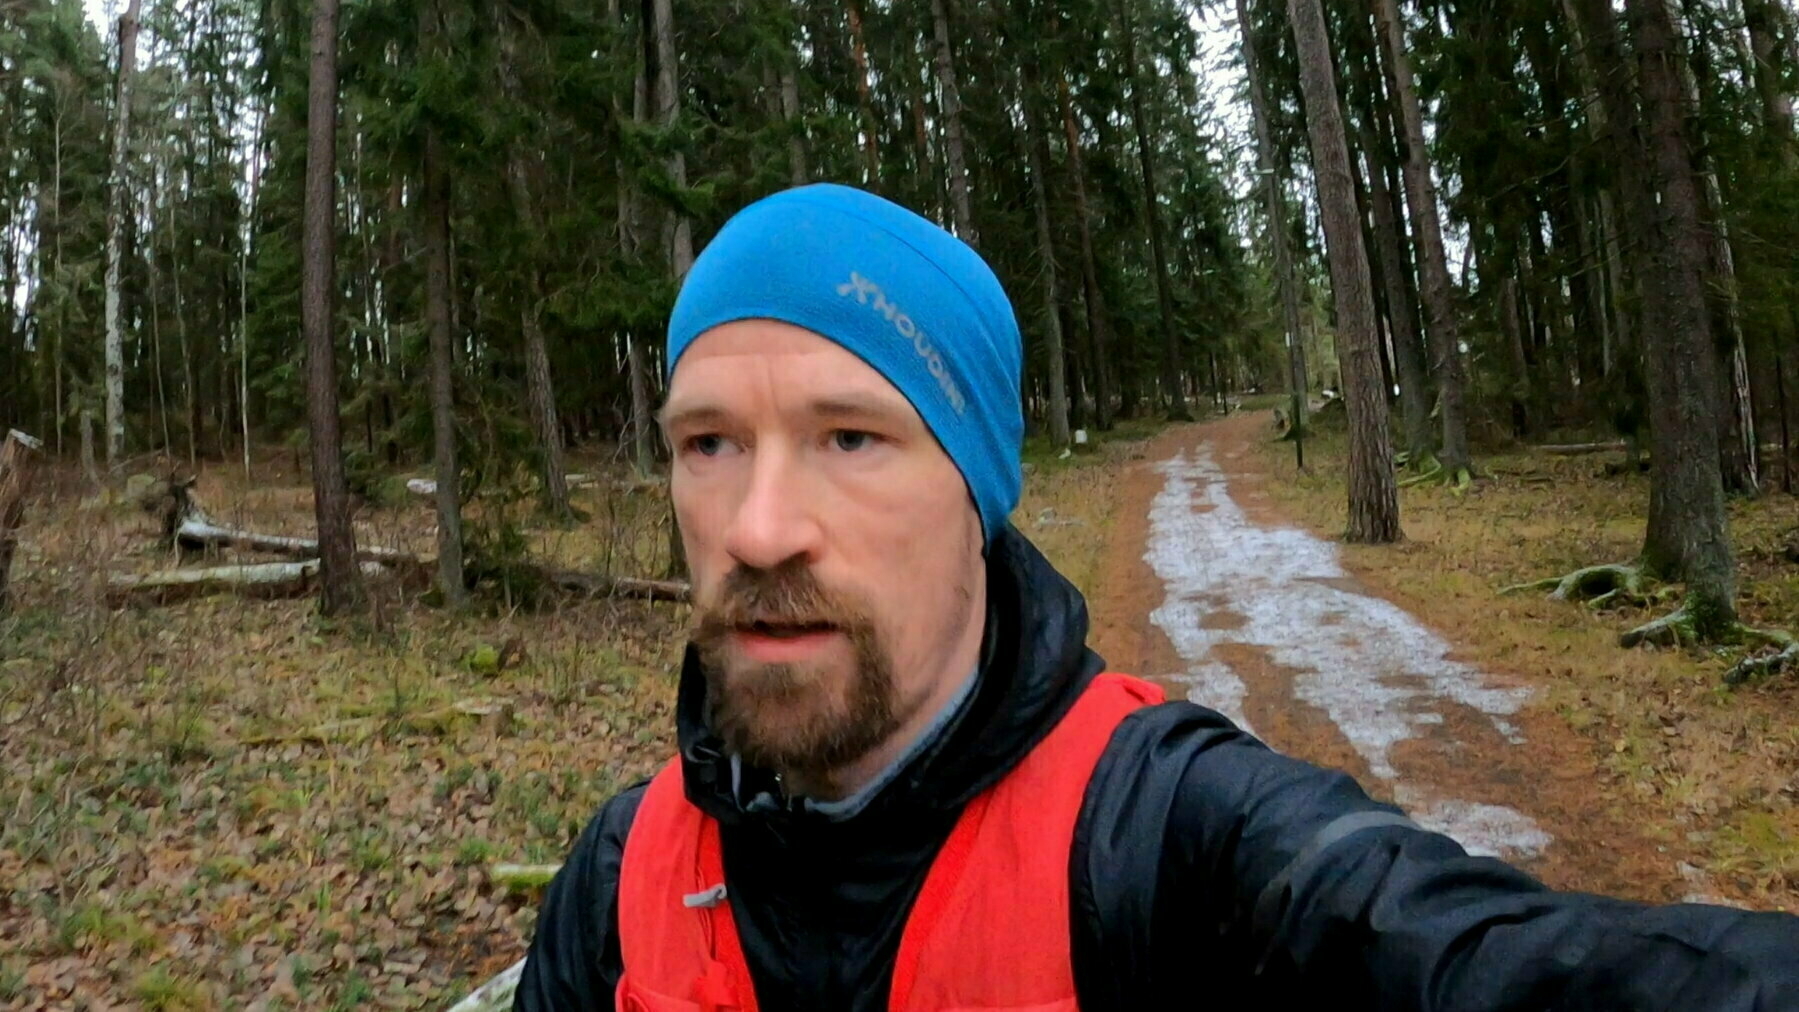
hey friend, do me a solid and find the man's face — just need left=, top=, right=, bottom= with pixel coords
left=662, top=320, right=986, bottom=783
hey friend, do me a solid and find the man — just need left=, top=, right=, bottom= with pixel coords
left=516, top=184, right=1799, bottom=1010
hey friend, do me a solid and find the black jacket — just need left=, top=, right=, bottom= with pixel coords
left=515, top=525, right=1799, bottom=1011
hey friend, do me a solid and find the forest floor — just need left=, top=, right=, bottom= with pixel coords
left=0, top=419, right=1157, bottom=1011
left=1090, top=410, right=1799, bottom=913
left=7, top=407, right=1795, bottom=1010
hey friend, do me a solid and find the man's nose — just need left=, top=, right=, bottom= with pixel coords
left=721, top=445, right=824, bottom=571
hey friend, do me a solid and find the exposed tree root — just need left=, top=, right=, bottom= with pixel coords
left=1505, top=562, right=1795, bottom=680
left=1724, top=630, right=1799, bottom=686
left=1394, top=452, right=1472, bottom=492
left=1500, top=563, right=1659, bottom=609
left=1619, top=605, right=1697, bottom=648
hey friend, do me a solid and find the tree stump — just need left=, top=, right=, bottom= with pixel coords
left=0, top=429, right=45, bottom=612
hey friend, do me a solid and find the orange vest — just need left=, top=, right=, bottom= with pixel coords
left=615, top=672, right=1164, bottom=1012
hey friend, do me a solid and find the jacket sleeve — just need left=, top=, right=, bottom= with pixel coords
left=512, top=783, right=646, bottom=1012
left=1073, top=701, right=1799, bottom=1011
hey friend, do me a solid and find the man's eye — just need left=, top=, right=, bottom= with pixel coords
left=831, top=430, right=876, bottom=452
left=685, top=434, right=726, bottom=456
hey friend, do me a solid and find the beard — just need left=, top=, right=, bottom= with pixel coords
left=690, top=559, right=900, bottom=784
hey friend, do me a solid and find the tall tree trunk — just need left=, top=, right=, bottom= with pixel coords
left=1022, top=67, right=1070, bottom=449
left=241, top=106, right=264, bottom=479
left=1375, top=0, right=1470, bottom=480
left=497, top=16, right=570, bottom=518
left=146, top=173, right=170, bottom=455
left=1118, top=1, right=1189, bottom=421
left=1362, top=130, right=1430, bottom=461
left=1058, top=79, right=1113, bottom=430
left=1633, top=0, right=1737, bottom=627
left=845, top=0, right=881, bottom=191
left=164, top=185, right=197, bottom=467
left=1345, top=14, right=1431, bottom=461
left=650, top=0, right=693, bottom=278
left=1287, top=0, right=1399, bottom=542
left=780, top=61, right=806, bottom=186
left=614, top=0, right=657, bottom=478
left=1576, top=0, right=1736, bottom=633
left=302, top=0, right=362, bottom=615
left=423, top=93, right=465, bottom=605
left=1745, top=0, right=1797, bottom=163
left=380, top=180, right=402, bottom=465
left=1237, top=0, right=1308, bottom=438
left=103, top=0, right=144, bottom=464
left=1561, top=2, right=1633, bottom=382
left=1681, top=31, right=1760, bottom=494
left=931, top=0, right=974, bottom=243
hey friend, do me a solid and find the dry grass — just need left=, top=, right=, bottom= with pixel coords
left=1, top=448, right=686, bottom=1010
left=1253, top=421, right=1799, bottom=910
left=0, top=423, right=1157, bottom=1009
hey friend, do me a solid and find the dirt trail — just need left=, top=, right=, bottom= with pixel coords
left=1090, top=414, right=1696, bottom=901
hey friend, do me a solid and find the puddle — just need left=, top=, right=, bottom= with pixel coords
left=1143, top=446, right=1549, bottom=860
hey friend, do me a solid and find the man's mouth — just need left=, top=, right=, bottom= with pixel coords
left=743, top=620, right=837, bottom=638
left=731, top=620, right=842, bottom=662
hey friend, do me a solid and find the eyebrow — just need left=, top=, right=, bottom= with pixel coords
left=658, top=395, right=916, bottom=432
left=809, top=395, right=916, bottom=428
left=657, top=402, right=729, bottom=433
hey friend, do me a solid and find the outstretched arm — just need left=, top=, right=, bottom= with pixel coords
left=1074, top=702, right=1799, bottom=1010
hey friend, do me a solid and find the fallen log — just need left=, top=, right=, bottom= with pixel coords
left=1, top=429, right=44, bottom=612
left=174, top=516, right=419, bottom=565
left=538, top=566, right=690, bottom=603
left=106, top=559, right=388, bottom=606
left=146, top=476, right=419, bottom=565
left=1535, top=441, right=1627, bottom=456
left=412, top=474, right=661, bottom=497
left=446, top=958, right=524, bottom=1012
left=240, top=696, right=513, bottom=746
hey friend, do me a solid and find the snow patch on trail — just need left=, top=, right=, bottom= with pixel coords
left=1143, top=446, right=1550, bottom=860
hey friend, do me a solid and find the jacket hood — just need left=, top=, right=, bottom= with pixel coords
left=675, top=523, right=1105, bottom=824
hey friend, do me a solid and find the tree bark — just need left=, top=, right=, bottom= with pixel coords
left=1679, top=28, right=1760, bottom=495
left=932, top=0, right=974, bottom=243
left=1022, top=67, right=1070, bottom=449
left=241, top=107, right=264, bottom=480
left=1575, top=0, right=1736, bottom=633
left=423, top=100, right=465, bottom=605
left=497, top=15, right=570, bottom=518
left=1287, top=0, right=1399, bottom=542
left=1118, top=1, right=1189, bottom=421
left=103, top=0, right=144, bottom=464
left=780, top=62, right=806, bottom=186
left=614, top=1, right=657, bottom=478
left=845, top=0, right=881, bottom=191
left=650, top=0, right=693, bottom=278
left=107, top=559, right=389, bottom=607
left=1058, top=79, right=1114, bottom=431
left=1374, top=0, right=1470, bottom=479
left=0, top=429, right=43, bottom=612
left=1745, top=0, right=1797, bottom=163
left=1347, top=21, right=1430, bottom=461
left=1237, top=0, right=1308, bottom=439
left=302, top=0, right=363, bottom=615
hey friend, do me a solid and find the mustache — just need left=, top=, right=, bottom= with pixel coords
left=692, top=559, right=865, bottom=633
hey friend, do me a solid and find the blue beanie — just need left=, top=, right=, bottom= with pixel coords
left=666, top=183, right=1023, bottom=541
